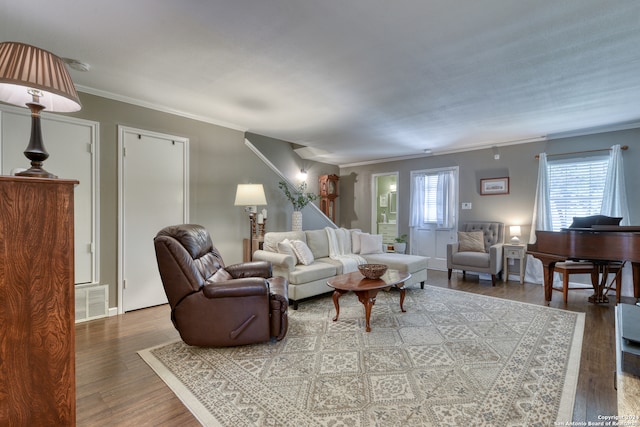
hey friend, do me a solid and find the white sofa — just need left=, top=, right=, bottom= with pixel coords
left=252, top=228, right=428, bottom=309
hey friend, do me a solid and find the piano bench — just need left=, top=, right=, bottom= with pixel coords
left=554, top=261, right=623, bottom=304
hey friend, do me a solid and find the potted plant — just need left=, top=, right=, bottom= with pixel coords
left=278, top=181, right=318, bottom=230
left=394, top=234, right=408, bottom=254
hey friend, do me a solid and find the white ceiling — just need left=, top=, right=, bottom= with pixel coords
left=2, top=1, right=640, bottom=165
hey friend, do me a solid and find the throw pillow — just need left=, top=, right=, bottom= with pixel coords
left=457, top=231, right=485, bottom=252
left=210, top=268, right=232, bottom=282
left=360, top=233, right=383, bottom=254
left=277, top=239, right=296, bottom=258
left=351, top=230, right=366, bottom=254
left=290, top=239, right=315, bottom=265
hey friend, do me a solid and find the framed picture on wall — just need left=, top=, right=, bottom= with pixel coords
left=379, top=194, right=388, bottom=207
left=480, top=177, right=509, bottom=195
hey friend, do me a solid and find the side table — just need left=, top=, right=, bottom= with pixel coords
left=242, top=237, right=264, bottom=262
left=503, top=244, right=526, bottom=284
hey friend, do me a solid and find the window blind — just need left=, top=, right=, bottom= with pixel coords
left=423, top=174, right=438, bottom=222
left=547, top=156, right=608, bottom=230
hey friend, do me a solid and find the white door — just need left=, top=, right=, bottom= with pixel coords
left=0, top=108, right=98, bottom=285
left=119, top=126, right=188, bottom=312
left=410, top=167, right=459, bottom=270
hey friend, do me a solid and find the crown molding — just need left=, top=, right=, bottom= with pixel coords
left=76, top=85, right=247, bottom=132
left=337, top=136, right=548, bottom=168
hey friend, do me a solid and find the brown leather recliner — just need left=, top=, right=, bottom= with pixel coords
left=154, top=224, right=288, bottom=347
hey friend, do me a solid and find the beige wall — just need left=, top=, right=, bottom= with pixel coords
left=69, top=93, right=278, bottom=307
left=245, top=132, right=340, bottom=230
left=64, top=93, right=340, bottom=309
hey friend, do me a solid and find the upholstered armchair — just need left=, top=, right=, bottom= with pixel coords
left=154, top=224, right=288, bottom=347
left=447, top=222, right=505, bottom=286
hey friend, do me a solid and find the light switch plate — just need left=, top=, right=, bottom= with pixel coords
left=462, top=202, right=472, bottom=210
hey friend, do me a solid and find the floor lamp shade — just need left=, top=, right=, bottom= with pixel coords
left=234, top=184, right=267, bottom=207
left=235, top=184, right=267, bottom=245
left=0, top=42, right=82, bottom=178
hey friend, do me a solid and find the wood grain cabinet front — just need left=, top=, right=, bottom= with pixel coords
left=0, top=176, right=77, bottom=426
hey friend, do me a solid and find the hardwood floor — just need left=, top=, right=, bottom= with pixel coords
left=76, top=270, right=625, bottom=425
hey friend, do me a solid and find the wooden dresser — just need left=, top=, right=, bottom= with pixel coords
left=0, top=176, right=77, bottom=425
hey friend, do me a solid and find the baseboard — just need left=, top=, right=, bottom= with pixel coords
left=108, top=307, right=119, bottom=317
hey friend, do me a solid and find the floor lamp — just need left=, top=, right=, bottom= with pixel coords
left=0, top=42, right=82, bottom=178
left=234, top=184, right=267, bottom=242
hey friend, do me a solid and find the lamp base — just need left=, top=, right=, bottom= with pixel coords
left=510, top=236, right=521, bottom=244
left=16, top=102, right=57, bottom=179
left=16, top=165, right=57, bottom=179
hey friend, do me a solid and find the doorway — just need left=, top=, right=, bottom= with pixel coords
left=118, top=126, right=189, bottom=313
left=409, top=166, right=458, bottom=270
left=372, top=173, right=398, bottom=246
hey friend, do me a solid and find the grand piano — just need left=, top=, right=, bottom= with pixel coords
left=527, top=226, right=640, bottom=304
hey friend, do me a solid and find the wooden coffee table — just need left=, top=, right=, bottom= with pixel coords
left=326, top=269, right=411, bottom=332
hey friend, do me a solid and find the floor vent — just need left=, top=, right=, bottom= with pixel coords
left=75, top=284, right=109, bottom=323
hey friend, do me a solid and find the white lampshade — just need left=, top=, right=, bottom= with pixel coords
left=234, top=184, right=267, bottom=206
left=509, top=225, right=522, bottom=243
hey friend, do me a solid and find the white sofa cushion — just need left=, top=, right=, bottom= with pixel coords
left=351, top=230, right=365, bottom=254
left=360, top=233, right=383, bottom=254
left=288, top=262, right=337, bottom=284
left=362, top=253, right=428, bottom=274
left=305, top=229, right=330, bottom=258
left=263, top=230, right=306, bottom=252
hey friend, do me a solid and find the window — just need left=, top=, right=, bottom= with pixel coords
left=547, top=156, right=608, bottom=231
left=423, top=174, right=439, bottom=223
left=410, top=168, right=456, bottom=229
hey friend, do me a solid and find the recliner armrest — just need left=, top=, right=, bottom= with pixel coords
left=202, top=278, right=269, bottom=298
left=225, top=261, right=272, bottom=279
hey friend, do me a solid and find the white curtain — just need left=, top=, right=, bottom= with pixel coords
left=526, top=147, right=630, bottom=287
left=529, top=152, right=552, bottom=244
left=526, top=153, right=551, bottom=285
left=410, top=170, right=455, bottom=229
left=409, top=174, right=425, bottom=227
left=436, top=171, right=454, bottom=228
left=600, top=144, right=630, bottom=225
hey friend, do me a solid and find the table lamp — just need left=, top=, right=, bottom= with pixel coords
left=509, top=225, right=522, bottom=244
left=0, top=42, right=82, bottom=178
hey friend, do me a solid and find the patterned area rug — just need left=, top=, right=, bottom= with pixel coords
left=139, top=285, right=584, bottom=426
